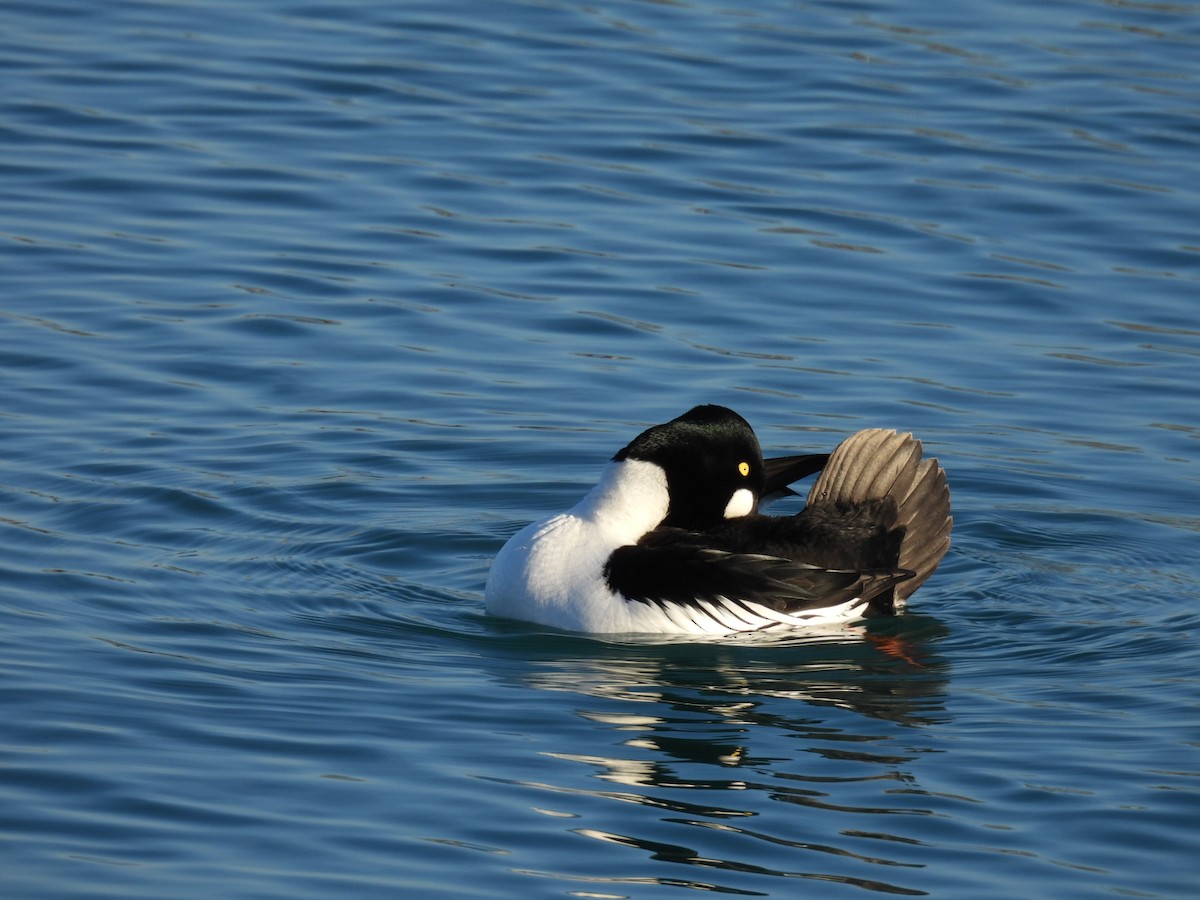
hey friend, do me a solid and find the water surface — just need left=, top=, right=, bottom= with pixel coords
left=2, top=0, right=1198, bottom=897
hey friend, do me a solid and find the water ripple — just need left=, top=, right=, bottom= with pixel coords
left=3, top=0, right=1199, bottom=897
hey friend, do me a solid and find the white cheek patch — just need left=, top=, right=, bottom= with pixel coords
left=723, top=488, right=755, bottom=519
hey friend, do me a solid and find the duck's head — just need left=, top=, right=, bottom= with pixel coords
left=614, top=404, right=765, bottom=531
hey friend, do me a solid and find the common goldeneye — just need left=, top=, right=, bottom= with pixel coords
left=485, top=405, right=951, bottom=635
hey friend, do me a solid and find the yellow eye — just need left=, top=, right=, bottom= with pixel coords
left=738, top=461, right=750, bottom=477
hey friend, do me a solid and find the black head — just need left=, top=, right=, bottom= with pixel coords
left=613, top=405, right=765, bottom=530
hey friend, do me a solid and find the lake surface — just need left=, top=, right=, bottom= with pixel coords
left=2, top=0, right=1198, bottom=897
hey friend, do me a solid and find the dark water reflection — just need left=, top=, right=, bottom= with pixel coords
left=479, top=622, right=952, bottom=895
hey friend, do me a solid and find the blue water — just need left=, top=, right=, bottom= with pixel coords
left=2, top=0, right=1198, bottom=896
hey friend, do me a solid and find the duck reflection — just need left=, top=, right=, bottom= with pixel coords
left=483, top=617, right=950, bottom=895
left=522, top=615, right=950, bottom=727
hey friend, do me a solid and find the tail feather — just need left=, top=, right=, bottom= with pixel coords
left=807, top=428, right=951, bottom=607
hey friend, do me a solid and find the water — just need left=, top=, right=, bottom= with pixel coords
left=2, top=0, right=1198, bottom=896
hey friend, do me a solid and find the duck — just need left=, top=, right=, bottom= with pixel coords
left=485, top=405, right=951, bottom=635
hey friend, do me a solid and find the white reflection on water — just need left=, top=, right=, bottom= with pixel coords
left=478, top=621, right=951, bottom=895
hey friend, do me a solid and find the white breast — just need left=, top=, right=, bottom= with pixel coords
left=484, top=459, right=670, bottom=632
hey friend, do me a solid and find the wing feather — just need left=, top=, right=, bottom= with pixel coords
left=604, top=537, right=913, bottom=627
